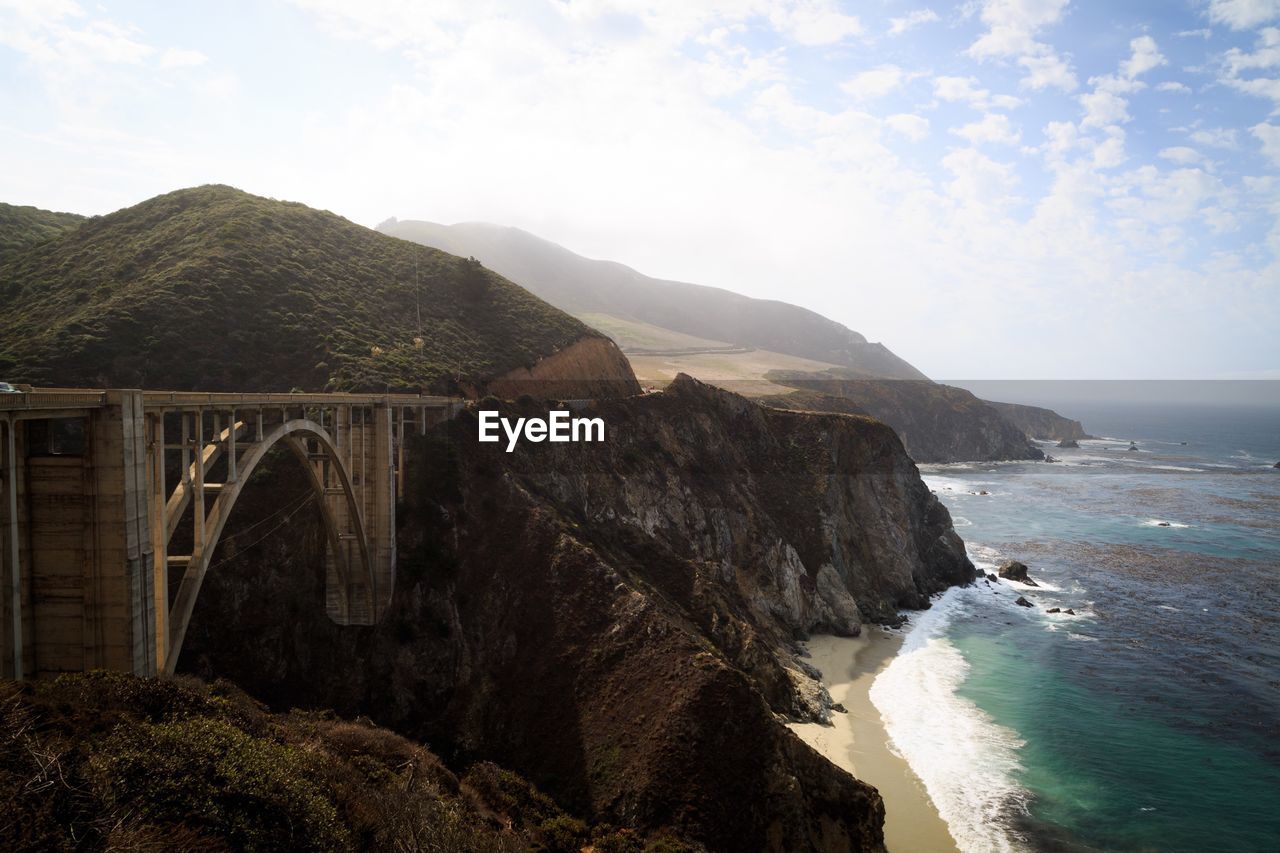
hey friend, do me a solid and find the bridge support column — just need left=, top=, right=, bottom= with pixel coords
left=2, top=418, right=23, bottom=680
left=85, top=391, right=156, bottom=675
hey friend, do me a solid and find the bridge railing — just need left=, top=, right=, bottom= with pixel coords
left=0, top=388, right=459, bottom=412
left=0, top=391, right=107, bottom=411
left=141, top=391, right=458, bottom=409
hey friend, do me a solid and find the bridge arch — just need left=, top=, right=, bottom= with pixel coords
left=162, top=418, right=374, bottom=674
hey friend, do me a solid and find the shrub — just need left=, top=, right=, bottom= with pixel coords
left=87, top=717, right=348, bottom=851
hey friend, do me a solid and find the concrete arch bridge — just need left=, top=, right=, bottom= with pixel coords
left=0, top=389, right=462, bottom=679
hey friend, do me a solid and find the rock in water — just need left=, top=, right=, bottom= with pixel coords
left=1274, top=461, right=1280, bottom=468
left=1058, top=438, right=1080, bottom=448
left=987, top=573, right=999, bottom=582
left=1065, top=608, right=1076, bottom=615
left=1047, top=607, right=1061, bottom=614
left=1015, top=596, right=1033, bottom=608
left=1157, top=521, right=1171, bottom=527
left=998, top=559, right=1038, bottom=585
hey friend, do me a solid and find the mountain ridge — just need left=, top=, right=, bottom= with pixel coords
left=377, top=218, right=928, bottom=380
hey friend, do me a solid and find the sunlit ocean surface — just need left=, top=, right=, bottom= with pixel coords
left=873, top=401, right=1280, bottom=852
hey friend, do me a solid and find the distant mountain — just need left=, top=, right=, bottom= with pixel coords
left=0, top=187, right=636, bottom=396
left=0, top=201, right=84, bottom=263
left=377, top=218, right=927, bottom=380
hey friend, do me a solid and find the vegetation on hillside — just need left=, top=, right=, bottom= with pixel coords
left=0, top=201, right=84, bottom=263
left=0, top=186, right=595, bottom=392
left=0, top=672, right=676, bottom=852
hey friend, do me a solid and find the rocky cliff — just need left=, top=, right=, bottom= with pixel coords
left=762, top=375, right=1044, bottom=463
left=177, top=375, right=973, bottom=852
left=984, top=400, right=1091, bottom=442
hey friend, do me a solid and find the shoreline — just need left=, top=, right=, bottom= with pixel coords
left=790, top=630, right=960, bottom=853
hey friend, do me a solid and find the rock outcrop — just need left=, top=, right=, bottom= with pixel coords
left=761, top=377, right=1044, bottom=463
left=984, top=400, right=1091, bottom=443
left=485, top=335, right=641, bottom=400
left=997, top=560, right=1037, bottom=585
left=178, top=375, right=973, bottom=852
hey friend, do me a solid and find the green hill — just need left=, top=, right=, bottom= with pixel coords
left=0, top=201, right=85, bottom=263
left=377, top=218, right=928, bottom=380
left=0, top=186, right=599, bottom=392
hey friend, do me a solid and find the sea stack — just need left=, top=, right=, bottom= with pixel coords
left=998, top=560, right=1038, bottom=586
left=1058, top=438, right=1080, bottom=448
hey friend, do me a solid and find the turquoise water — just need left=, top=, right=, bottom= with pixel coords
left=897, top=402, right=1280, bottom=852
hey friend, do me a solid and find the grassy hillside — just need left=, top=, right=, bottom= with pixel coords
left=574, top=312, right=736, bottom=352
left=627, top=347, right=848, bottom=396
left=377, top=218, right=928, bottom=380
left=0, top=186, right=597, bottom=392
left=0, top=201, right=85, bottom=263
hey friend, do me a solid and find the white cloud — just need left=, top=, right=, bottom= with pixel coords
left=943, top=147, right=1021, bottom=210
left=159, top=47, right=208, bottom=69
left=888, top=8, right=939, bottom=36
left=1223, top=26, right=1280, bottom=75
left=932, top=75, right=1023, bottom=109
left=952, top=112, right=1021, bottom=145
left=1121, top=35, right=1166, bottom=78
left=966, top=0, right=1077, bottom=91
left=769, top=0, right=863, bottom=45
left=1078, top=37, right=1165, bottom=129
left=1079, top=89, right=1130, bottom=128
left=1253, top=121, right=1280, bottom=164
left=885, top=112, right=930, bottom=141
left=1176, top=28, right=1213, bottom=39
left=1190, top=127, right=1239, bottom=148
left=1156, top=80, right=1192, bottom=93
left=1218, top=26, right=1280, bottom=110
left=1159, top=146, right=1202, bottom=165
left=1019, top=50, right=1077, bottom=90
left=1207, top=0, right=1280, bottom=30
left=841, top=64, right=909, bottom=101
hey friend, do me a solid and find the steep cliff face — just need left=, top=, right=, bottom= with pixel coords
left=178, top=376, right=973, bottom=852
left=485, top=335, right=641, bottom=400
left=763, top=376, right=1045, bottom=463
left=984, top=400, right=1091, bottom=442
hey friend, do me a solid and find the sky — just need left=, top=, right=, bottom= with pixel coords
left=1, top=0, right=1279, bottom=379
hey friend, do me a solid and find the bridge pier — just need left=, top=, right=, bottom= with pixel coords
left=2, top=389, right=461, bottom=679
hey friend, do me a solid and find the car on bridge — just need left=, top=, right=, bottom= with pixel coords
left=0, top=381, right=22, bottom=393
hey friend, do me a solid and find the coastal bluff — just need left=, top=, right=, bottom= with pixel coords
left=176, top=375, right=974, bottom=852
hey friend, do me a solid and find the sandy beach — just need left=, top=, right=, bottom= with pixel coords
left=790, top=631, right=960, bottom=853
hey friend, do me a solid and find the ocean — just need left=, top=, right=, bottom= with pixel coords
left=870, top=400, right=1280, bottom=852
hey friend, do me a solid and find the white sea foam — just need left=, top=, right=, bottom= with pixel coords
left=1003, top=577, right=1063, bottom=593
left=870, top=587, right=1031, bottom=853
left=952, top=516, right=973, bottom=527
left=1141, top=519, right=1191, bottom=529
